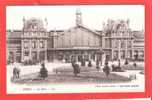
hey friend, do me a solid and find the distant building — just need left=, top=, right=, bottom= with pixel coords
left=7, top=30, right=22, bottom=63
left=6, top=9, right=144, bottom=64
left=102, top=19, right=144, bottom=61
left=133, top=31, right=144, bottom=61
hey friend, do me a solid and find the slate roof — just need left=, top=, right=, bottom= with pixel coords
left=133, top=31, right=144, bottom=39
left=7, top=30, right=22, bottom=39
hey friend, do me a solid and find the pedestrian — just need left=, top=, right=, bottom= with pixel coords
left=72, top=61, right=80, bottom=77
left=103, top=62, right=110, bottom=77
left=81, top=57, right=86, bottom=66
left=16, top=67, right=20, bottom=78
left=124, top=58, right=129, bottom=65
left=39, top=62, right=48, bottom=79
left=88, top=60, right=92, bottom=67
left=100, top=60, right=102, bottom=66
left=13, top=62, right=20, bottom=79
left=96, top=59, right=100, bottom=71
left=13, top=67, right=18, bottom=79
left=118, top=59, right=121, bottom=67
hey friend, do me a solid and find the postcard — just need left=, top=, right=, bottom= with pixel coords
left=6, top=5, right=145, bottom=94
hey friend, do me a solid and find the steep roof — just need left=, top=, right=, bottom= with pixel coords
left=67, top=25, right=101, bottom=37
left=7, top=30, right=22, bottom=39
left=133, top=31, right=144, bottom=39
left=23, top=18, right=46, bottom=31
left=102, top=19, right=130, bottom=36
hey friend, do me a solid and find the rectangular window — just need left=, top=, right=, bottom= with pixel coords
left=113, top=50, right=118, bottom=60
left=24, top=32, right=28, bottom=36
left=24, top=41, right=29, bottom=49
left=127, top=41, right=132, bottom=48
left=32, top=41, right=37, bottom=48
left=24, top=51, right=29, bottom=56
left=127, top=50, right=132, bottom=58
left=121, top=40, right=126, bottom=48
left=121, top=50, right=125, bottom=59
left=114, top=40, right=118, bottom=48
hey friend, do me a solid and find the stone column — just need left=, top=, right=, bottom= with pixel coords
left=125, top=39, right=128, bottom=58
left=111, top=39, right=114, bottom=60
left=111, top=50, right=113, bottom=61
left=21, top=40, right=24, bottom=62
left=29, top=40, right=32, bottom=60
left=132, top=50, right=135, bottom=60
left=14, top=51, right=16, bottom=62
left=131, top=39, right=134, bottom=60
left=118, top=40, right=121, bottom=60
left=102, top=37, right=105, bottom=49
left=45, top=39, right=47, bottom=61
left=37, top=40, right=39, bottom=61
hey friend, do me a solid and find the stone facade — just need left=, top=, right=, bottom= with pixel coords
left=102, top=19, right=144, bottom=61
left=21, top=18, right=48, bottom=63
left=6, top=9, right=144, bottom=64
left=47, top=26, right=102, bottom=62
left=133, top=31, right=144, bottom=61
left=7, top=30, right=22, bottom=63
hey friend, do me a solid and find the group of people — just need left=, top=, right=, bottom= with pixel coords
left=71, top=59, right=111, bottom=77
left=71, top=58, right=132, bottom=77
left=12, top=62, right=48, bottom=80
left=12, top=58, right=128, bottom=80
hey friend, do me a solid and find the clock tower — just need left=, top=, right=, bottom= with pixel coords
left=76, top=8, right=82, bottom=26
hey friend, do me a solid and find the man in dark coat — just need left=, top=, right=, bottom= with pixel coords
left=71, top=61, right=80, bottom=77
left=13, top=67, right=18, bottom=79
left=81, top=57, right=86, bottom=66
left=13, top=62, right=20, bottom=79
left=88, top=60, right=92, bottom=67
left=96, top=59, right=100, bottom=71
left=39, top=62, right=48, bottom=79
left=103, top=62, right=110, bottom=77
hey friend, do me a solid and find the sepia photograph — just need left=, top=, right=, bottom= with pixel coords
left=6, top=5, right=145, bottom=94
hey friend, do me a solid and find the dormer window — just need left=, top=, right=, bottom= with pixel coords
left=24, top=18, right=45, bottom=31
left=33, top=24, right=38, bottom=30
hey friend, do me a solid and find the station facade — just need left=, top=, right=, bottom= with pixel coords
left=7, top=9, right=144, bottom=64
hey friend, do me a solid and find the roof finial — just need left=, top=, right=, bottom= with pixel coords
left=23, top=16, right=26, bottom=30
left=45, top=17, right=48, bottom=30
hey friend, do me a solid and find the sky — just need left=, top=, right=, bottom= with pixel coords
left=6, top=5, right=144, bottom=31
